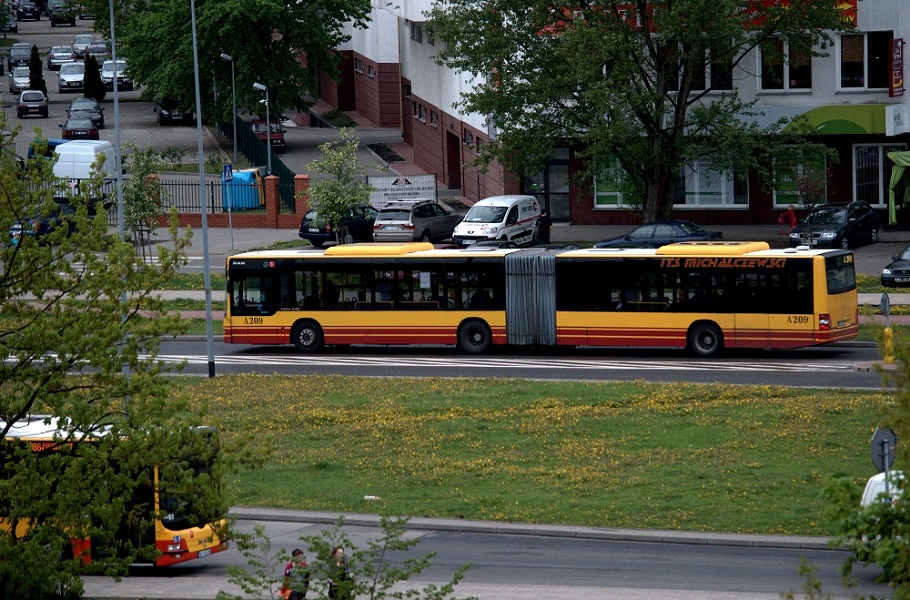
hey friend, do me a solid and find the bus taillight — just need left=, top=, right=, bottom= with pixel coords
left=819, top=314, right=831, bottom=331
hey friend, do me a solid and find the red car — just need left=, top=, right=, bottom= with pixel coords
left=251, top=119, right=286, bottom=153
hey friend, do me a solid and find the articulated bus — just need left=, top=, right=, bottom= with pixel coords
left=1, top=416, right=228, bottom=567
left=224, top=241, right=858, bottom=357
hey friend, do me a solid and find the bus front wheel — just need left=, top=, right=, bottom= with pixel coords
left=459, top=319, right=492, bottom=354
left=687, top=322, right=723, bottom=358
left=292, top=320, right=324, bottom=352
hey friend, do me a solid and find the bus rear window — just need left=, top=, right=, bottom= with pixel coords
left=825, top=254, right=856, bottom=295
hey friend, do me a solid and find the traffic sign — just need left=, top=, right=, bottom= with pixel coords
left=223, top=164, right=233, bottom=182
left=871, top=426, right=898, bottom=473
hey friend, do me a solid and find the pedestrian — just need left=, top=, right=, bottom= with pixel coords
left=281, top=548, right=310, bottom=600
left=778, top=204, right=798, bottom=233
left=538, top=211, right=552, bottom=244
left=327, top=545, right=353, bottom=600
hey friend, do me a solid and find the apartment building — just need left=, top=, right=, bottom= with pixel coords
left=316, top=1, right=908, bottom=226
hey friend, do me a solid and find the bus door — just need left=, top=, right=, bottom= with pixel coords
left=505, top=251, right=556, bottom=345
left=732, top=273, right=769, bottom=348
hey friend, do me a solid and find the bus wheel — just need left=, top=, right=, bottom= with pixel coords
left=292, top=320, right=324, bottom=352
left=459, top=319, right=492, bottom=354
left=687, top=322, right=723, bottom=358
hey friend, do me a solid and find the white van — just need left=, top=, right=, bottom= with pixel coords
left=52, top=140, right=117, bottom=206
left=861, top=471, right=903, bottom=507
left=452, top=195, right=542, bottom=247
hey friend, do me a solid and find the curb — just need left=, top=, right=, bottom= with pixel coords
left=228, top=507, right=837, bottom=551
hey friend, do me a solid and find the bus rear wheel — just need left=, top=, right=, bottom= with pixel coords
left=292, top=320, right=324, bottom=352
left=459, top=319, right=492, bottom=354
left=687, top=322, right=723, bottom=358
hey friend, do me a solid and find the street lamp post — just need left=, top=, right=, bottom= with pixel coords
left=219, top=53, right=237, bottom=164
left=253, top=82, right=270, bottom=175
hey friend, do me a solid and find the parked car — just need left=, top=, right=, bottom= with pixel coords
left=84, top=41, right=111, bottom=62
left=99, top=59, right=132, bottom=90
left=17, top=90, right=48, bottom=119
left=372, top=199, right=463, bottom=242
left=251, top=119, right=286, bottom=152
left=7, top=43, right=32, bottom=71
left=788, top=201, right=880, bottom=249
left=8, top=65, right=29, bottom=93
left=60, top=117, right=99, bottom=140
left=2, top=11, right=17, bottom=34
left=881, top=244, right=910, bottom=287
left=452, top=195, right=542, bottom=247
left=46, top=45, right=75, bottom=70
left=10, top=202, right=77, bottom=245
left=594, top=220, right=723, bottom=248
left=57, top=61, right=85, bottom=93
left=155, top=98, right=194, bottom=125
left=47, top=0, right=75, bottom=25
left=66, top=97, right=104, bottom=128
left=298, top=205, right=379, bottom=248
left=70, top=33, right=95, bottom=58
left=15, top=0, right=39, bottom=20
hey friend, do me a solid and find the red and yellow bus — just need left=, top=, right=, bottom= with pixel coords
left=224, top=240, right=857, bottom=357
left=1, top=415, right=228, bottom=567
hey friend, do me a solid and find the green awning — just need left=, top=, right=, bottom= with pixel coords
left=887, top=151, right=910, bottom=225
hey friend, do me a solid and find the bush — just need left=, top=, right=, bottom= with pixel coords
left=322, top=109, right=357, bottom=128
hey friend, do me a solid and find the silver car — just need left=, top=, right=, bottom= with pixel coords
left=57, top=61, right=84, bottom=93
left=8, top=66, right=29, bottom=93
left=71, top=33, right=94, bottom=58
left=47, top=45, right=75, bottom=70
left=372, top=199, right=463, bottom=242
left=100, top=59, right=132, bottom=90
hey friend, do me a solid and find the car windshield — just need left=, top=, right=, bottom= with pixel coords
left=13, top=67, right=28, bottom=76
left=21, top=92, right=44, bottom=102
left=252, top=122, right=281, bottom=133
left=51, top=46, right=70, bottom=53
left=463, top=206, right=507, bottom=223
left=378, top=209, right=411, bottom=221
left=70, top=99, right=96, bottom=109
left=11, top=48, right=31, bottom=57
left=103, top=61, right=126, bottom=72
left=60, top=63, right=84, bottom=74
left=74, top=35, right=94, bottom=44
left=66, top=118, right=93, bottom=128
left=805, top=207, right=847, bottom=225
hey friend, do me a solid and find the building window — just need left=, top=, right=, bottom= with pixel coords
left=854, top=144, right=907, bottom=206
left=354, top=58, right=364, bottom=74
left=412, top=101, right=419, bottom=119
left=759, top=37, right=811, bottom=91
left=410, top=22, right=423, bottom=43
left=367, top=65, right=375, bottom=79
left=429, top=110, right=439, bottom=127
left=674, top=160, right=748, bottom=207
left=772, top=146, right=828, bottom=207
left=839, top=31, right=892, bottom=90
left=594, top=158, right=628, bottom=208
left=464, top=131, right=474, bottom=146
left=403, top=84, right=412, bottom=100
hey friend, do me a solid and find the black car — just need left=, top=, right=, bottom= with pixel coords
left=15, top=1, right=39, bottom=20
left=788, top=201, right=880, bottom=249
left=7, top=44, right=32, bottom=71
left=298, top=206, right=379, bottom=248
left=881, top=244, right=910, bottom=287
left=155, top=98, right=194, bottom=125
left=66, top=97, right=104, bottom=128
left=10, top=202, right=77, bottom=245
left=594, top=220, right=723, bottom=248
left=48, top=0, right=75, bottom=25
left=60, top=117, right=99, bottom=140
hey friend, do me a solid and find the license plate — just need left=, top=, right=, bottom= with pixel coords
left=462, top=239, right=475, bottom=245
left=384, top=225, right=400, bottom=231
left=197, top=548, right=211, bottom=558
left=27, top=107, right=39, bottom=113
left=308, top=228, right=320, bottom=233
left=896, top=278, right=910, bottom=283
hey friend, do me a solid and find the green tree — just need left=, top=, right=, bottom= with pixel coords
left=121, top=142, right=168, bottom=256
left=28, top=45, right=47, bottom=95
left=429, top=0, right=852, bottom=221
left=219, top=516, right=475, bottom=600
left=0, top=118, right=223, bottom=598
left=83, top=55, right=106, bottom=102
left=305, top=128, right=376, bottom=245
left=86, top=0, right=371, bottom=122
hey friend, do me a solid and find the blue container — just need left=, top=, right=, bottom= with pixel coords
left=222, top=168, right=264, bottom=211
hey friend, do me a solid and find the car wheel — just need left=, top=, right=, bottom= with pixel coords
left=687, top=322, right=723, bottom=358
left=291, top=320, right=324, bottom=353
left=840, top=236, right=850, bottom=250
left=871, top=228, right=879, bottom=243
left=458, top=319, right=492, bottom=355
left=420, top=230, right=432, bottom=242
left=309, top=240, right=324, bottom=248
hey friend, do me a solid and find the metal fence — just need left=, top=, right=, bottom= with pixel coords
left=217, top=116, right=296, bottom=212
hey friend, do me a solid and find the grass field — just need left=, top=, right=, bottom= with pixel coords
left=175, top=375, right=893, bottom=536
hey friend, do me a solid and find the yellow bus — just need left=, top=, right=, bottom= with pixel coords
left=224, top=241, right=858, bottom=357
left=1, top=415, right=228, bottom=568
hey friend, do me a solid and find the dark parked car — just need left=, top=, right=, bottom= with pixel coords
left=298, top=205, right=379, bottom=248
left=15, top=1, right=40, bottom=20
left=594, top=220, right=723, bottom=248
left=882, top=244, right=910, bottom=287
left=155, top=98, right=194, bottom=125
left=7, top=43, right=32, bottom=70
left=48, top=0, right=75, bottom=25
left=788, top=201, right=880, bottom=249
left=2, top=12, right=17, bottom=35
left=60, top=117, right=99, bottom=140
left=66, top=97, right=104, bottom=128
left=10, top=202, right=77, bottom=245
